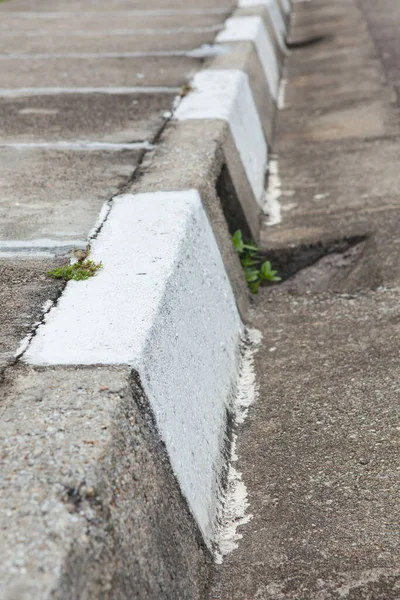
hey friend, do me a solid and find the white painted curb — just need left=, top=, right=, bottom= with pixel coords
left=24, top=190, right=243, bottom=548
left=175, top=70, right=268, bottom=207
left=238, top=0, right=287, bottom=51
left=216, top=16, right=280, bottom=100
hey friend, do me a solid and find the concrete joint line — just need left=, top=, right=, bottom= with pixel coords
left=216, top=16, right=280, bottom=100
left=0, top=47, right=226, bottom=60
left=1, top=25, right=224, bottom=38
left=0, top=87, right=180, bottom=97
left=23, top=190, right=243, bottom=548
left=0, top=141, right=154, bottom=151
left=175, top=70, right=268, bottom=207
left=7, top=8, right=231, bottom=17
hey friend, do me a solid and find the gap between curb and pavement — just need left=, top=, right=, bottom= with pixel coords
left=0, top=1, right=292, bottom=598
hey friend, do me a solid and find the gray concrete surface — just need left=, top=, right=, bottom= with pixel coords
left=0, top=259, right=64, bottom=369
left=0, top=148, right=141, bottom=242
left=0, top=366, right=212, bottom=599
left=0, top=93, right=176, bottom=143
left=210, top=0, right=400, bottom=597
left=0, top=0, right=234, bottom=595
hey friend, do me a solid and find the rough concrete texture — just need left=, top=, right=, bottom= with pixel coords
left=0, top=29, right=220, bottom=55
left=0, top=93, right=176, bottom=143
left=1, top=12, right=230, bottom=31
left=211, top=289, right=400, bottom=599
left=0, top=148, right=141, bottom=242
left=4, top=56, right=202, bottom=89
left=0, top=259, right=64, bottom=370
left=210, top=0, right=400, bottom=597
left=0, top=366, right=212, bottom=599
left=0, top=0, right=241, bottom=596
left=2, top=0, right=235, bottom=10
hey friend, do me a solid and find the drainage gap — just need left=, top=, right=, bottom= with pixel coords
left=216, top=164, right=253, bottom=242
left=262, top=235, right=368, bottom=292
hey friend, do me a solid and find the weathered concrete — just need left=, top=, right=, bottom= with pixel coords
left=0, top=148, right=141, bottom=242
left=2, top=0, right=235, bottom=10
left=0, top=366, right=212, bottom=600
left=0, top=12, right=230, bottom=32
left=0, top=93, right=175, bottom=143
left=0, top=0, right=287, bottom=597
left=3, top=56, right=202, bottom=89
left=0, top=259, right=64, bottom=370
left=211, top=288, right=400, bottom=599
left=0, top=30, right=220, bottom=54
left=210, top=0, right=400, bottom=597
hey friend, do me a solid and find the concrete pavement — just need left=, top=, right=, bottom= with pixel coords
left=211, top=0, right=400, bottom=597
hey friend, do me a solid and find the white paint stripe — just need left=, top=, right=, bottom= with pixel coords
left=0, top=87, right=179, bottom=97
left=0, top=25, right=223, bottom=37
left=175, top=70, right=268, bottom=205
left=4, top=8, right=231, bottom=17
left=215, top=328, right=261, bottom=563
left=238, top=0, right=287, bottom=52
left=0, top=141, right=153, bottom=150
left=0, top=239, right=86, bottom=249
left=24, top=190, right=243, bottom=549
left=0, top=47, right=225, bottom=60
left=216, top=17, right=280, bottom=100
left=263, top=157, right=282, bottom=225
left=0, top=50, right=193, bottom=60
left=278, top=77, right=287, bottom=109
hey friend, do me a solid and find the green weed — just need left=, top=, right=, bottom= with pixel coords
left=48, top=258, right=102, bottom=281
left=233, top=230, right=281, bottom=294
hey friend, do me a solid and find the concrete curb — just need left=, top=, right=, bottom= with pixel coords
left=1, top=1, right=291, bottom=597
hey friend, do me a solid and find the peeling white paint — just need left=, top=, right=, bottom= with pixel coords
left=263, top=158, right=282, bottom=226
left=215, top=328, right=261, bottom=563
left=217, top=16, right=280, bottom=100
left=87, top=200, right=113, bottom=239
left=175, top=70, right=267, bottom=205
left=278, top=77, right=287, bottom=109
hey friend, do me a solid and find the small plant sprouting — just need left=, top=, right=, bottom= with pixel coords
left=180, top=83, right=195, bottom=97
left=48, top=247, right=102, bottom=281
left=233, top=230, right=281, bottom=294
